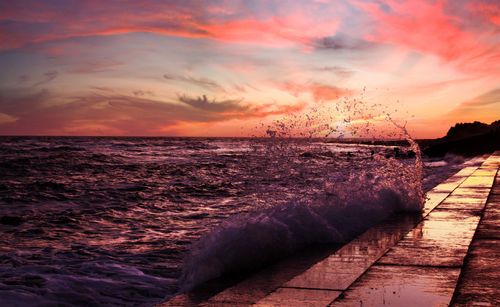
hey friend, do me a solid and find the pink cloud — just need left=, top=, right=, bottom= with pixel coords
left=466, top=2, right=500, bottom=26
left=358, top=1, right=471, bottom=59
left=0, top=1, right=340, bottom=51
left=356, top=0, right=500, bottom=75
left=198, top=13, right=338, bottom=47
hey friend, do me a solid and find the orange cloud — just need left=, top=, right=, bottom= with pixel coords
left=0, top=89, right=305, bottom=136
left=252, top=101, right=306, bottom=118
left=280, top=82, right=353, bottom=103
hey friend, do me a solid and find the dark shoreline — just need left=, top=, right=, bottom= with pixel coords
left=1, top=120, right=499, bottom=157
left=419, top=120, right=500, bottom=157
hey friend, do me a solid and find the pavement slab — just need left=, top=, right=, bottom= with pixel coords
left=377, top=210, right=480, bottom=267
left=329, top=265, right=460, bottom=307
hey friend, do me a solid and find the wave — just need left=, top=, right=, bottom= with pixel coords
left=179, top=142, right=424, bottom=291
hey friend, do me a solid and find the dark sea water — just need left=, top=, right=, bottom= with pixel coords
left=0, top=136, right=472, bottom=306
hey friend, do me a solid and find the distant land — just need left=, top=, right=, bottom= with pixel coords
left=419, top=120, right=500, bottom=157
left=323, top=120, right=500, bottom=157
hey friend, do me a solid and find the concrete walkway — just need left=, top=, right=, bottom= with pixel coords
left=163, top=152, right=500, bottom=306
left=450, top=153, right=500, bottom=306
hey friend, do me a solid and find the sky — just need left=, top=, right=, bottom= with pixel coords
left=0, top=0, right=499, bottom=138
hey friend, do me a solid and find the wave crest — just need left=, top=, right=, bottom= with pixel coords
left=180, top=149, right=423, bottom=291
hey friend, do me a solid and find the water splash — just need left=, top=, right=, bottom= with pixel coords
left=179, top=94, right=425, bottom=291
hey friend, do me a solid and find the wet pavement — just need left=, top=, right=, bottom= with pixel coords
left=326, top=152, right=499, bottom=307
left=330, top=266, right=460, bottom=307
left=450, top=163, right=500, bottom=306
left=161, top=152, right=500, bottom=306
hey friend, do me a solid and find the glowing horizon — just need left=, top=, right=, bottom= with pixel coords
left=1, top=0, right=499, bottom=138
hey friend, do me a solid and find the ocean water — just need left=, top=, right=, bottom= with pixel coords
left=0, top=136, right=473, bottom=306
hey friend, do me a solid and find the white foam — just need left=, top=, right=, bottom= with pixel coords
left=180, top=152, right=423, bottom=291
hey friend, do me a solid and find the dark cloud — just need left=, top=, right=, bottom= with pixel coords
left=17, top=74, right=29, bottom=83
left=163, top=74, right=223, bottom=91
left=132, top=90, right=154, bottom=97
left=443, top=0, right=500, bottom=30
left=178, top=94, right=246, bottom=113
left=89, top=86, right=116, bottom=93
left=378, top=2, right=393, bottom=14
left=32, top=70, right=58, bottom=87
left=314, top=66, right=355, bottom=79
left=311, top=34, right=376, bottom=51
left=44, top=70, right=58, bottom=80
left=0, top=89, right=304, bottom=135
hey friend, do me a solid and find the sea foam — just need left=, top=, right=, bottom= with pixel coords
left=180, top=138, right=424, bottom=291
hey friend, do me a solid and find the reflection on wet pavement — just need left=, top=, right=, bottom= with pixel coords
left=460, top=175, right=495, bottom=188
left=451, top=168, right=500, bottom=306
left=452, top=166, right=482, bottom=178
left=378, top=210, right=480, bottom=267
left=330, top=266, right=460, bottom=307
left=282, top=214, right=422, bottom=291
left=333, top=153, right=498, bottom=307
left=438, top=194, right=488, bottom=210
left=256, top=288, right=342, bottom=306
left=451, top=239, right=500, bottom=306
left=423, top=192, right=452, bottom=214
left=471, top=167, right=498, bottom=177
left=476, top=196, right=500, bottom=239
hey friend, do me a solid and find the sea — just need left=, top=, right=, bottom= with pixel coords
left=0, top=136, right=476, bottom=306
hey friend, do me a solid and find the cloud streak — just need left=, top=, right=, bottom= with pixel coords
left=178, top=95, right=246, bottom=113
left=311, top=35, right=377, bottom=52
left=447, top=87, right=500, bottom=122
left=32, top=70, right=58, bottom=87
left=0, top=90, right=304, bottom=135
left=164, top=74, right=224, bottom=92
left=67, top=60, right=123, bottom=74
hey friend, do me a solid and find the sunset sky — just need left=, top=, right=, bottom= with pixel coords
left=0, top=0, right=499, bottom=138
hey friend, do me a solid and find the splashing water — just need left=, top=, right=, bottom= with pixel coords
left=179, top=98, right=426, bottom=292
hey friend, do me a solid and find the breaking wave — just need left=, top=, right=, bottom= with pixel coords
left=180, top=130, right=424, bottom=291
